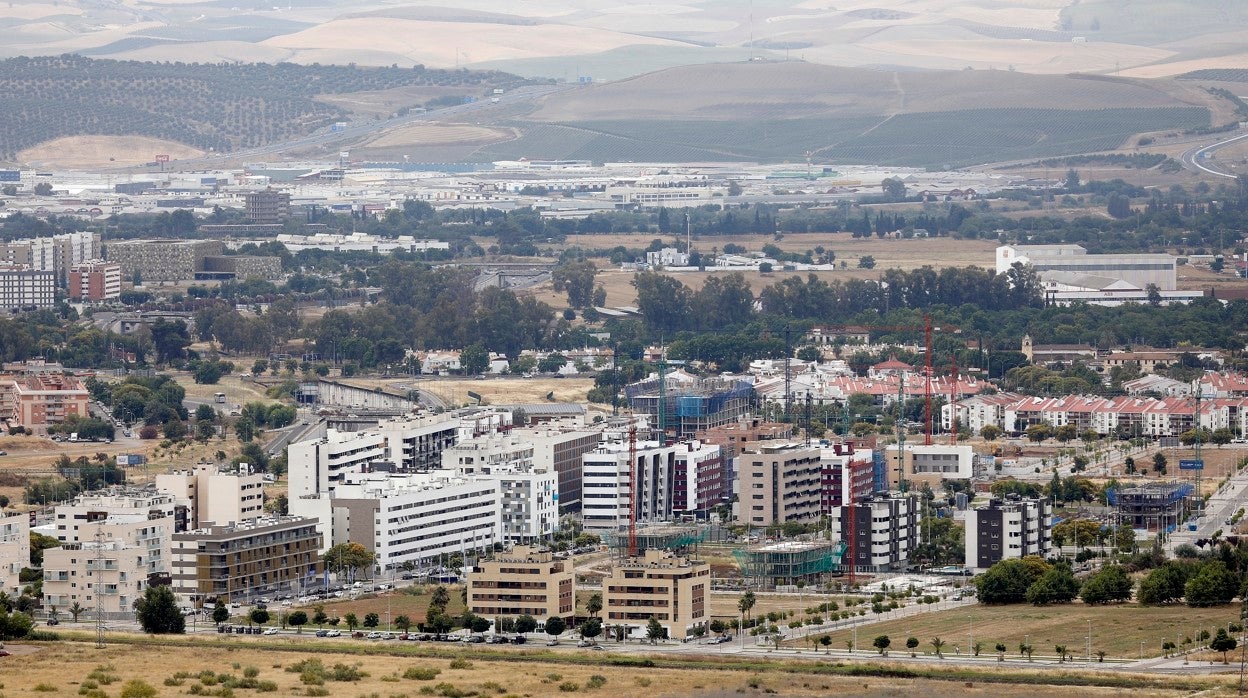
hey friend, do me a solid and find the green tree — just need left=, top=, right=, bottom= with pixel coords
left=580, top=617, right=602, bottom=643
left=212, top=599, right=229, bottom=625
left=586, top=593, right=602, bottom=618
left=857, top=255, right=876, bottom=269
left=289, top=610, right=308, bottom=632
left=1137, top=561, right=1189, bottom=605
left=68, top=601, right=85, bottom=623
left=323, top=542, right=375, bottom=583
left=515, top=614, right=537, bottom=634
left=249, top=608, right=270, bottom=626
left=977, top=557, right=1051, bottom=604
left=1185, top=560, right=1238, bottom=607
left=1212, top=627, right=1238, bottom=663
left=545, top=615, right=566, bottom=641
left=646, top=616, right=665, bottom=644
left=363, top=612, right=379, bottom=628
left=930, top=637, right=945, bottom=658
left=135, top=585, right=185, bottom=634
left=738, top=590, right=756, bottom=620
left=344, top=613, right=359, bottom=631
left=1079, top=565, right=1134, bottom=604
left=873, top=634, right=891, bottom=655
left=907, top=636, right=920, bottom=656
left=1025, top=562, right=1079, bottom=605
left=459, top=343, right=489, bottom=375
left=1153, top=452, right=1167, bottom=475
left=551, top=259, right=598, bottom=308
left=395, top=615, right=412, bottom=632
left=980, top=425, right=1003, bottom=440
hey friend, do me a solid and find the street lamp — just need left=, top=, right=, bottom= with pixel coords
left=1086, top=619, right=1091, bottom=664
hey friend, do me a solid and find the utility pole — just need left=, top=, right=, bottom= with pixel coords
left=94, top=528, right=106, bottom=649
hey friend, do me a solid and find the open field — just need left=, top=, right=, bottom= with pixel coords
left=15, top=135, right=203, bottom=168
left=0, top=636, right=1221, bottom=697
left=799, top=601, right=1239, bottom=660
left=361, top=122, right=512, bottom=149
left=396, top=376, right=599, bottom=410
left=531, top=234, right=998, bottom=309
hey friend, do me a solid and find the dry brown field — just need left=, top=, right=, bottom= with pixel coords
left=16, top=135, right=203, bottom=169
left=0, top=636, right=1204, bottom=697
left=797, top=601, right=1239, bottom=661
left=392, top=376, right=599, bottom=410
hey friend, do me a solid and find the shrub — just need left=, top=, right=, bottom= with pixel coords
left=119, top=679, right=159, bottom=698
left=449, top=658, right=473, bottom=670
left=586, top=675, right=607, bottom=689
left=558, top=682, right=580, bottom=692
left=165, top=677, right=186, bottom=686
left=243, top=667, right=260, bottom=679
left=34, top=685, right=58, bottom=692
left=305, top=688, right=330, bottom=697
left=404, top=668, right=441, bottom=681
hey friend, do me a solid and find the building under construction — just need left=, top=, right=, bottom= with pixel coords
left=604, top=523, right=708, bottom=561
left=1109, top=482, right=1193, bottom=533
left=733, top=540, right=847, bottom=590
left=626, top=375, right=753, bottom=439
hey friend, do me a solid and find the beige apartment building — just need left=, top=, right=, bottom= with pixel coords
left=736, top=443, right=823, bottom=527
left=156, top=463, right=265, bottom=528
left=467, top=546, right=574, bottom=620
left=43, top=539, right=153, bottom=619
left=603, top=549, right=710, bottom=640
left=0, top=511, right=29, bottom=596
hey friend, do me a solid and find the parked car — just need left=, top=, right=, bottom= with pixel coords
left=489, top=636, right=509, bottom=644
left=366, top=631, right=382, bottom=639
left=327, top=630, right=342, bottom=638
left=466, top=636, right=485, bottom=644
left=263, top=628, right=280, bottom=635
left=315, top=629, right=329, bottom=637
left=0, top=650, right=10, bottom=657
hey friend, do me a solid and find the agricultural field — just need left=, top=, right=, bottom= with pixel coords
left=797, top=602, right=1240, bottom=660
left=500, top=106, right=1210, bottom=168
left=0, top=636, right=1211, bottom=697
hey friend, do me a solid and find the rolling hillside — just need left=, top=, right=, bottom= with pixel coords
left=481, top=63, right=1214, bottom=167
left=0, top=55, right=527, bottom=160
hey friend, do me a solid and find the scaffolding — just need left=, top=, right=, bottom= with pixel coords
left=625, top=376, right=753, bottom=439
left=604, top=523, right=709, bottom=561
left=1108, top=482, right=1193, bottom=533
left=733, top=540, right=848, bottom=590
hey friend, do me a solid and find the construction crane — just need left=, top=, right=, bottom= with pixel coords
left=949, top=355, right=958, bottom=446
left=627, top=418, right=638, bottom=558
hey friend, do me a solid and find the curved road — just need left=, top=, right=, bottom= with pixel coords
left=1179, top=130, right=1248, bottom=179
left=176, top=83, right=575, bottom=167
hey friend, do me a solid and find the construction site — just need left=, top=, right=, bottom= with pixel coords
left=625, top=374, right=753, bottom=439
left=1109, top=482, right=1193, bottom=533
left=733, top=539, right=848, bottom=590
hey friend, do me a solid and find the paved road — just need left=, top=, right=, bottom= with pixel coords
left=1169, top=458, right=1248, bottom=550
left=174, top=83, right=575, bottom=167
left=1179, top=130, right=1248, bottom=179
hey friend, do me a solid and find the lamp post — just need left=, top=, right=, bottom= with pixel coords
left=1086, top=619, right=1091, bottom=665
left=969, top=615, right=974, bottom=659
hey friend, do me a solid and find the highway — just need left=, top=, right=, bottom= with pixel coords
left=1179, top=130, right=1248, bottom=179
left=176, top=82, right=576, bottom=167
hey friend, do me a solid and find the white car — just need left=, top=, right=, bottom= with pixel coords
left=263, top=628, right=280, bottom=635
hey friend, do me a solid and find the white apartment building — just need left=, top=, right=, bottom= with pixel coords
left=156, top=463, right=265, bottom=528
left=829, top=493, right=918, bottom=573
left=51, top=493, right=177, bottom=579
left=965, top=496, right=1052, bottom=572
left=43, top=539, right=153, bottom=619
left=884, top=444, right=975, bottom=489
left=444, top=435, right=558, bottom=544
left=288, top=428, right=388, bottom=498
left=0, top=511, right=29, bottom=596
left=0, top=267, right=55, bottom=311
left=290, top=470, right=501, bottom=571
left=581, top=439, right=679, bottom=533
left=520, top=427, right=604, bottom=514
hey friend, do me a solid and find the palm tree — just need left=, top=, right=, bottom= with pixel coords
left=930, top=637, right=946, bottom=658
left=68, top=602, right=85, bottom=623
left=1055, top=644, right=1067, bottom=663
left=738, top=591, right=756, bottom=622
left=586, top=593, right=602, bottom=619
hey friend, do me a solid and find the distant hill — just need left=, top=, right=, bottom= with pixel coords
left=0, top=55, right=526, bottom=160
left=479, top=63, right=1213, bottom=168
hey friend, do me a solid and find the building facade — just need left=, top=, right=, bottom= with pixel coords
left=170, top=516, right=321, bottom=605
left=0, top=512, right=29, bottom=596
left=467, top=546, right=574, bottom=620
left=736, top=443, right=823, bottom=527
left=42, top=540, right=153, bottom=619
left=105, top=239, right=224, bottom=282
left=4, top=374, right=90, bottom=430
left=580, top=440, right=679, bottom=533
left=603, top=549, right=710, bottom=640
left=0, top=267, right=55, bottom=311
left=245, top=189, right=291, bottom=225
left=155, top=463, right=265, bottom=528
left=965, top=496, right=1052, bottom=571
left=68, top=261, right=122, bottom=301
left=829, top=493, right=918, bottom=573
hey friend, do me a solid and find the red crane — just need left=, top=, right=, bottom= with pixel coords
left=949, top=355, right=958, bottom=446
left=627, top=420, right=638, bottom=558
